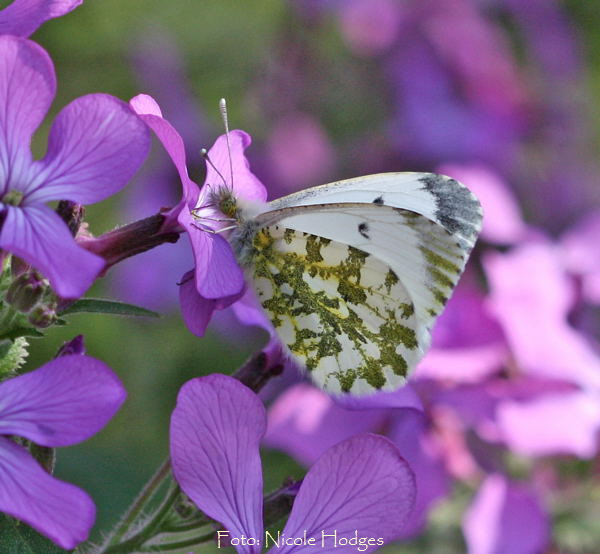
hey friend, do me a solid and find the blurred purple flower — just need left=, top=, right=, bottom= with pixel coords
left=504, top=0, right=596, bottom=229
left=385, top=0, right=529, bottom=168
left=0, top=0, right=82, bottom=36
left=264, top=384, right=448, bottom=540
left=0, top=36, right=149, bottom=298
left=463, top=473, right=550, bottom=554
left=338, top=0, right=403, bottom=57
left=496, top=390, right=600, bottom=458
left=0, top=355, right=126, bottom=548
left=483, top=240, right=600, bottom=456
left=484, top=240, right=600, bottom=389
left=415, top=275, right=507, bottom=383
left=560, top=210, right=600, bottom=304
left=265, top=112, right=336, bottom=194
left=130, top=95, right=266, bottom=335
left=170, top=374, right=416, bottom=553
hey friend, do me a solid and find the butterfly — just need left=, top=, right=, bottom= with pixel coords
left=214, top=171, right=482, bottom=395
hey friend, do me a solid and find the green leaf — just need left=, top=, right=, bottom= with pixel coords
left=0, top=337, right=29, bottom=379
left=0, top=327, right=45, bottom=340
left=58, top=298, right=160, bottom=319
left=0, top=514, right=67, bottom=553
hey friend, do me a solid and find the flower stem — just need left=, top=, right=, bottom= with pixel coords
left=132, top=530, right=218, bottom=552
left=80, top=212, right=181, bottom=273
left=100, top=458, right=171, bottom=550
left=103, top=483, right=182, bottom=554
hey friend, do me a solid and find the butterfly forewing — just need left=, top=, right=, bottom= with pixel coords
left=264, top=172, right=482, bottom=254
left=248, top=225, right=424, bottom=394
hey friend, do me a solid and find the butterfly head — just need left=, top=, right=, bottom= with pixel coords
left=211, top=186, right=239, bottom=219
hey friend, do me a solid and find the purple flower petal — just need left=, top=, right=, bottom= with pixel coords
left=0, top=36, right=55, bottom=189
left=230, top=288, right=274, bottom=334
left=0, top=436, right=94, bottom=549
left=130, top=94, right=199, bottom=206
left=463, top=474, right=550, bottom=554
left=25, top=94, right=150, bottom=204
left=170, top=375, right=265, bottom=554
left=178, top=269, right=218, bottom=337
left=271, top=434, right=415, bottom=553
left=190, top=230, right=246, bottom=299
left=0, top=355, right=126, bottom=446
left=484, top=241, right=600, bottom=389
left=496, top=391, right=600, bottom=458
left=265, top=384, right=387, bottom=466
left=0, top=205, right=104, bottom=298
left=388, top=409, right=450, bottom=538
left=0, top=0, right=82, bottom=37
left=205, top=130, right=267, bottom=203
left=334, top=382, right=423, bottom=411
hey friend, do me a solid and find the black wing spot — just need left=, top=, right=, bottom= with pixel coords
left=373, top=196, right=384, bottom=205
left=358, top=222, right=370, bottom=239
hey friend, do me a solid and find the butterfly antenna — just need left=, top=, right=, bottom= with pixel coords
left=200, top=148, right=228, bottom=188
left=219, top=98, right=234, bottom=191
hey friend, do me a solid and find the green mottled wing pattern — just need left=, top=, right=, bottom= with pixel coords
left=248, top=224, right=424, bottom=395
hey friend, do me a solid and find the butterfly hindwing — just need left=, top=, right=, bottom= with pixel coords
left=248, top=224, right=424, bottom=395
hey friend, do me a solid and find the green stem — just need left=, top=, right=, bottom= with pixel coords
left=103, top=482, right=181, bottom=554
left=102, top=458, right=171, bottom=549
left=160, top=516, right=209, bottom=533
left=134, top=530, right=218, bottom=552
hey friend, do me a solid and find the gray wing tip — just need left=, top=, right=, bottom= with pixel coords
left=418, top=173, right=483, bottom=247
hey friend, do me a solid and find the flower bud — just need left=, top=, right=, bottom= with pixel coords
left=56, top=335, right=86, bottom=357
left=5, top=272, right=47, bottom=313
left=28, top=305, right=57, bottom=329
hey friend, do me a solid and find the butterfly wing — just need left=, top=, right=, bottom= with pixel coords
left=262, top=172, right=481, bottom=253
left=237, top=172, right=482, bottom=395
left=247, top=224, right=424, bottom=395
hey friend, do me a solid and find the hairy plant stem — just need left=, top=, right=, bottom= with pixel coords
left=103, top=483, right=182, bottom=554
left=134, top=531, right=218, bottom=552
left=99, top=458, right=171, bottom=551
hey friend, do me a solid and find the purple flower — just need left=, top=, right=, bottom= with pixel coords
left=415, top=275, right=507, bottom=384
left=463, top=474, right=550, bottom=554
left=265, top=112, right=336, bottom=194
left=0, top=36, right=150, bottom=298
left=560, top=210, right=600, bottom=304
left=384, top=2, right=528, bottom=169
left=264, top=384, right=448, bottom=540
left=338, top=0, right=403, bottom=57
left=0, top=354, right=126, bottom=548
left=130, top=94, right=266, bottom=335
left=0, top=0, right=82, bottom=37
left=483, top=239, right=600, bottom=390
left=495, top=390, right=600, bottom=458
left=170, top=374, right=416, bottom=552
